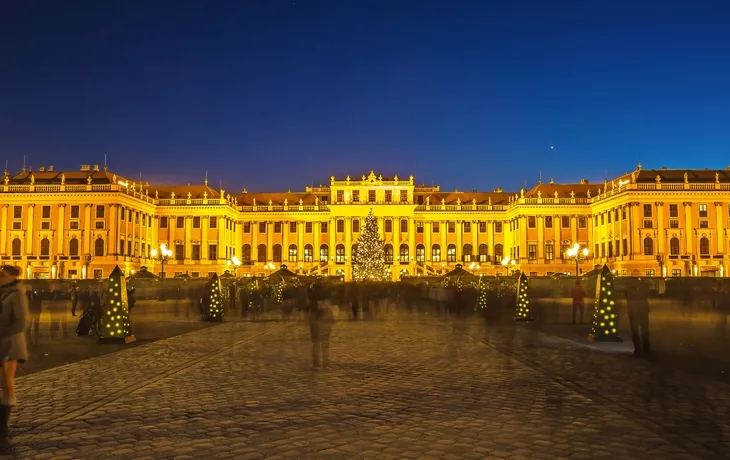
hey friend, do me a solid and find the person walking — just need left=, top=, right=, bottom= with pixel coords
left=26, top=289, right=42, bottom=345
left=70, top=285, right=79, bottom=316
left=626, top=278, right=652, bottom=358
left=0, top=265, right=29, bottom=439
left=570, top=280, right=588, bottom=324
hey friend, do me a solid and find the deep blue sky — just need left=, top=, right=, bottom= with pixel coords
left=2, top=1, right=730, bottom=192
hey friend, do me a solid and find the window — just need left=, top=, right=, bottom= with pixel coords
left=463, top=222, right=471, bottom=233
left=94, top=221, right=104, bottom=230
left=94, top=238, right=105, bottom=257
left=539, top=216, right=550, bottom=228
left=578, top=216, right=586, bottom=228
left=645, top=269, right=655, bottom=277
left=561, top=216, right=570, bottom=228
left=699, top=204, right=708, bottom=218
left=289, top=222, right=297, bottom=233
left=272, top=222, right=281, bottom=233
left=447, top=244, right=457, bottom=262
left=601, top=214, right=605, bottom=225
left=335, top=244, right=346, bottom=263
left=545, top=243, right=554, bottom=260
left=416, top=244, right=425, bottom=262
left=351, top=244, right=359, bottom=262
left=448, top=222, right=455, bottom=233
left=431, top=244, right=441, bottom=262
left=273, top=244, right=282, bottom=262
left=210, top=216, right=217, bottom=228
left=209, top=244, right=218, bottom=261
left=258, top=222, right=266, bottom=233
left=432, top=222, right=440, bottom=233
left=127, top=210, right=132, bottom=222
left=337, top=220, right=344, bottom=233
left=669, top=204, right=678, bottom=218
left=241, top=244, right=251, bottom=263
left=462, top=244, right=473, bottom=262
left=242, top=222, right=250, bottom=233
left=368, top=190, right=376, bottom=203
left=305, top=222, right=312, bottom=233
left=601, top=243, right=605, bottom=258
left=384, top=219, right=392, bottom=233
left=94, top=269, right=103, bottom=280
left=70, top=205, right=79, bottom=219
left=528, top=244, right=536, bottom=260
left=700, top=220, right=709, bottom=228
left=12, top=206, right=22, bottom=219
left=400, top=190, right=407, bottom=202
left=68, top=238, right=79, bottom=257
left=174, top=216, right=182, bottom=228
left=385, top=190, right=392, bottom=203
left=494, top=244, right=503, bottom=262
left=320, top=222, right=328, bottom=233
left=40, top=221, right=50, bottom=230
left=643, top=237, right=653, bottom=256
left=643, top=220, right=653, bottom=228
left=479, top=222, right=487, bottom=233
left=352, top=190, right=360, bottom=202
left=10, top=238, right=21, bottom=257
left=160, top=216, right=168, bottom=228
left=417, top=195, right=423, bottom=205
left=304, top=244, right=313, bottom=262
left=670, top=237, right=680, bottom=256
left=352, top=219, right=360, bottom=233
left=608, top=241, right=613, bottom=258
left=607, top=212, right=612, bottom=224
left=528, top=216, right=536, bottom=228
left=337, top=190, right=344, bottom=203
left=38, top=238, right=50, bottom=258
left=400, top=219, right=408, bottom=233
left=643, top=204, right=652, bottom=218
left=41, top=206, right=51, bottom=219
left=319, top=244, right=329, bottom=262
left=256, top=244, right=266, bottom=263
left=416, top=222, right=424, bottom=233
left=288, top=244, right=297, bottom=262
left=399, top=244, right=409, bottom=263
left=191, top=244, right=200, bottom=260
left=670, top=219, right=679, bottom=228
left=193, top=216, right=201, bottom=228
left=494, top=222, right=502, bottom=233
left=96, top=205, right=105, bottom=219
left=382, top=244, right=393, bottom=263
left=671, top=269, right=682, bottom=277
left=699, top=237, right=710, bottom=256
left=623, top=239, right=628, bottom=256
left=175, top=244, right=184, bottom=261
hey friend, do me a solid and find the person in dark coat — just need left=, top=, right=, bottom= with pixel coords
left=26, top=290, right=42, bottom=345
left=308, top=283, right=334, bottom=369
left=626, top=278, right=651, bottom=358
left=0, top=265, right=29, bottom=438
left=70, top=285, right=79, bottom=316
left=90, top=290, right=102, bottom=335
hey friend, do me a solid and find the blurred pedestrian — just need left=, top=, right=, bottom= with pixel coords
left=70, top=285, right=79, bottom=316
left=570, top=280, right=587, bottom=324
left=25, top=288, right=41, bottom=345
left=627, top=278, right=651, bottom=358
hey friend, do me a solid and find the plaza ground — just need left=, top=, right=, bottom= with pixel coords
left=3, top=314, right=729, bottom=459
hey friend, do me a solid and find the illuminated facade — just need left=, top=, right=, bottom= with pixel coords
left=1, top=163, right=728, bottom=280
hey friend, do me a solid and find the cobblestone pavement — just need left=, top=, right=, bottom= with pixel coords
left=1, top=318, right=726, bottom=459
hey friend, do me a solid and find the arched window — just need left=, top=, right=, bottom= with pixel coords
left=319, top=244, right=329, bottom=262
left=432, top=244, right=441, bottom=262
left=399, top=244, right=409, bottom=263
left=242, top=244, right=251, bottom=263
left=462, top=243, right=473, bottom=262
left=257, top=244, right=267, bottom=263
left=643, top=237, right=653, bottom=256
left=669, top=237, right=680, bottom=256
left=494, top=244, right=503, bottom=262
left=447, top=244, right=457, bottom=262
left=351, top=244, right=358, bottom=263
left=288, top=244, right=297, bottom=262
left=11, top=238, right=21, bottom=257
left=40, top=238, right=50, bottom=258
left=384, top=244, right=393, bottom=264
left=415, top=244, right=425, bottom=262
left=94, top=238, right=105, bottom=257
left=335, top=244, right=346, bottom=263
left=700, top=237, right=710, bottom=256
left=478, top=244, right=488, bottom=262
left=273, top=244, right=282, bottom=262
left=304, top=244, right=313, bottom=262
left=69, top=238, right=79, bottom=257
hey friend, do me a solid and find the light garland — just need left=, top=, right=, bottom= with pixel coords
left=476, top=276, right=488, bottom=310
left=352, top=209, right=389, bottom=282
left=100, top=265, right=135, bottom=342
left=514, top=272, right=534, bottom=322
left=204, top=273, right=224, bottom=322
left=590, top=265, right=622, bottom=342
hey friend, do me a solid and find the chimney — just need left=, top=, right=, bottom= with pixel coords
left=580, top=178, right=588, bottom=184
left=39, top=166, right=46, bottom=172
left=80, top=164, right=90, bottom=171
left=48, top=165, right=54, bottom=172
left=494, top=188, right=503, bottom=193
left=93, top=164, right=99, bottom=171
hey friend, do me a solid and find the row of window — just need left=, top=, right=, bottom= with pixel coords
left=335, top=189, right=408, bottom=203
left=520, top=215, right=587, bottom=229
left=596, top=236, right=715, bottom=258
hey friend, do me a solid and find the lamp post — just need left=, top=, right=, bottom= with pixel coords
left=565, top=243, right=589, bottom=281
left=265, top=262, right=276, bottom=275
left=227, top=256, right=242, bottom=278
left=151, top=243, right=172, bottom=300
left=501, top=257, right=517, bottom=275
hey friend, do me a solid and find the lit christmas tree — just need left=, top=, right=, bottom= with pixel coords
left=203, top=273, right=224, bottom=322
left=475, top=276, right=488, bottom=310
left=514, top=272, right=534, bottom=322
left=353, top=209, right=389, bottom=282
left=589, top=265, right=622, bottom=342
left=99, top=266, right=136, bottom=343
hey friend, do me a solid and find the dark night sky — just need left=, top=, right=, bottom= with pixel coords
left=2, top=1, right=729, bottom=192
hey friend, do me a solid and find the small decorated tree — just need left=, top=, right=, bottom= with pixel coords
left=514, top=272, right=534, bottom=322
left=589, top=265, right=622, bottom=342
left=353, top=209, right=389, bottom=282
left=99, top=266, right=136, bottom=343
left=475, top=276, right=488, bottom=311
left=203, top=273, right=224, bottom=322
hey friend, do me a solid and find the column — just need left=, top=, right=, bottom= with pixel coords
left=202, top=216, right=209, bottom=262
left=297, top=221, right=304, bottom=263
left=683, top=203, right=693, bottom=254
left=715, top=202, right=724, bottom=254
left=424, top=219, right=432, bottom=262
left=537, top=217, right=544, bottom=260
left=185, top=215, right=192, bottom=261
left=0, top=205, right=7, bottom=254
left=618, top=208, right=624, bottom=260
left=26, top=204, right=35, bottom=255
left=657, top=203, right=665, bottom=255
left=266, top=221, right=273, bottom=262
left=57, top=204, right=66, bottom=255
left=218, top=217, right=226, bottom=262
left=519, top=217, right=528, bottom=261
left=345, top=217, right=352, bottom=266
left=282, top=220, right=289, bottom=263
left=313, top=220, right=320, bottom=262
left=83, top=204, right=91, bottom=255
left=488, top=220, right=495, bottom=261
left=109, top=205, right=118, bottom=256
left=329, top=218, right=336, bottom=264
left=408, top=218, right=416, bottom=271
left=627, top=204, right=635, bottom=258
left=440, top=221, right=447, bottom=262
left=455, top=220, right=462, bottom=262
left=393, top=216, right=400, bottom=265
left=250, top=221, right=257, bottom=264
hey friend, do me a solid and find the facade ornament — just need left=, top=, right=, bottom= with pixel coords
left=611, top=180, right=615, bottom=189
left=631, top=172, right=636, bottom=182
left=655, top=174, right=661, bottom=183
left=456, top=198, right=461, bottom=206
left=284, top=198, right=288, bottom=206
left=684, top=172, right=689, bottom=184
left=330, top=176, right=335, bottom=185
left=488, top=196, right=492, bottom=206
left=570, top=191, right=575, bottom=199
left=187, top=192, right=192, bottom=200
left=604, top=179, right=608, bottom=190
left=3, top=175, right=8, bottom=185
left=227, top=194, right=230, bottom=201
left=87, top=175, right=92, bottom=185
left=587, top=189, right=591, bottom=198
left=220, top=188, right=225, bottom=197
left=61, top=173, right=65, bottom=185
left=362, top=175, right=366, bottom=181
left=537, top=191, right=542, bottom=198
left=203, top=191, right=208, bottom=199
left=346, top=175, right=350, bottom=182
left=549, top=177, right=554, bottom=184
left=598, top=188, right=602, bottom=195
left=426, top=196, right=430, bottom=205
left=520, top=188, right=524, bottom=198
left=131, top=181, right=136, bottom=191
left=472, top=198, right=476, bottom=206
left=299, top=199, right=303, bottom=206
left=155, top=190, right=159, bottom=199
left=242, top=188, right=247, bottom=193
left=409, top=175, right=414, bottom=183
left=554, top=191, right=558, bottom=198
left=637, top=162, right=642, bottom=171
left=716, top=172, right=720, bottom=184
left=30, top=173, right=35, bottom=185
left=268, top=199, right=272, bottom=206
left=394, top=175, right=399, bottom=184
left=145, top=188, right=149, bottom=196
left=234, top=197, right=237, bottom=205
left=441, top=198, right=445, bottom=206
left=378, top=174, right=382, bottom=181
left=253, top=198, right=257, bottom=206
left=171, top=192, right=176, bottom=200
left=112, top=174, right=116, bottom=183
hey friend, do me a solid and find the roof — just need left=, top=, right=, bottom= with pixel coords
left=237, top=191, right=319, bottom=206
left=3, top=169, right=121, bottom=185
left=421, top=191, right=512, bottom=206
left=633, top=168, right=730, bottom=184
left=151, top=184, right=221, bottom=200
left=524, top=183, right=594, bottom=199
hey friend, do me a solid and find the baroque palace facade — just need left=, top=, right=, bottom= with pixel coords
left=1, top=163, right=729, bottom=281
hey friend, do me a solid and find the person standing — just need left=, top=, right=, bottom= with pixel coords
left=570, top=280, right=588, bottom=324
left=26, top=289, right=42, bottom=345
left=626, top=278, right=651, bottom=358
left=0, top=265, right=29, bottom=439
left=70, top=285, right=79, bottom=316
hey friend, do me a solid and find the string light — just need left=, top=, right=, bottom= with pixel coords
left=352, top=209, right=388, bottom=282
left=590, top=265, right=621, bottom=342
left=514, top=272, right=534, bottom=322
left=99, top=265, right=133, bottom=341
left=476, top=276, right=488, bottom=310
left=204, top=273, right=224, bottom=322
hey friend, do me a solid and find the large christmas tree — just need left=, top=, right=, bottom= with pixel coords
left=353, top=209, right=389, bottom=282
left=203, top=273, right=225, bottom=322
left=99, top=265, right=136, bottom=343
left=514, top=272, right=534, bottom=322
left=589, top=265, right=622, bottom=342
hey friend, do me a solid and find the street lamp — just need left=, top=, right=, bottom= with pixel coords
left=565, top=243, right=589, bottom=280
left=151, top=243, right=173, bottom=301
left=264, top=262, right=276, bottom=275
left=501, top=257, right=517, bottom=275
left=468, top=262, right=481, bottom=273
left=227, top=256, right=242, bottom=277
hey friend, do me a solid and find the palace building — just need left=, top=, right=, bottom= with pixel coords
left=1, top=163, right=728, bottom=280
